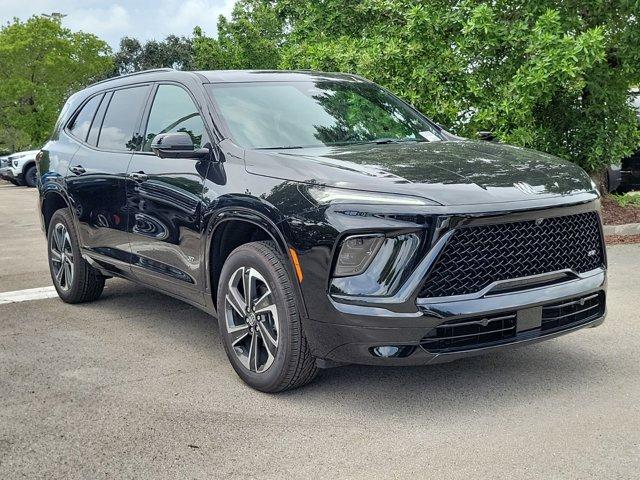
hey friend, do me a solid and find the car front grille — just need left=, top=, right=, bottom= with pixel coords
left=420, top=312, right=518, bottom=352
left=541, top=292, right=604, bottom=332
left=420, top=292, right=604, bottom=353
left=419, top=211, right=604, bottom=299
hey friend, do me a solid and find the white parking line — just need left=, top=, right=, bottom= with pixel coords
left=0, top=286, right=58, bottom=305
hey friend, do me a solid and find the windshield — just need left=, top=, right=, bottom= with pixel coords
left=205, top=80, right=443, bottom=149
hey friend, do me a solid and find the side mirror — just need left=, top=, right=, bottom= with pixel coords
left=151, top=132, right=209, bottom=159
left=477, top=131, right=496, bottom=142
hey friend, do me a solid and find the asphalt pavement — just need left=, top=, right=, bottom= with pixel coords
left=0, top=182, right=638, bottom=479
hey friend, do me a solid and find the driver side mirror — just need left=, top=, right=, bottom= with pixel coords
left=151, top=132, right=209, bottom=159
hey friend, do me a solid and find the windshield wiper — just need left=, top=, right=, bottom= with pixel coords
left=369, top=138, right=420, bottom=145
left=255, top=145, right=303, bottom=150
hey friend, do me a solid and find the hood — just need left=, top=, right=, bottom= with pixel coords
left=244, top=140, right=595, bottom=206
left=8, top=150, right=39, bottom=159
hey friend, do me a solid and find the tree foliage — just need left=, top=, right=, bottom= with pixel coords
left=193, top=0, right=282, bottom=70
left=0, top=16, right=113, bottom=150
left=113, top=35, right=195, bottom=75
left=2, top=3, right=638, bottom=173
left=195, top=0, right=640, bottom=173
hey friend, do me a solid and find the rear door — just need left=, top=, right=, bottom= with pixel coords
left=65, top=84, right=151, bottom=273
left=125, top=83, right=210, bottom=303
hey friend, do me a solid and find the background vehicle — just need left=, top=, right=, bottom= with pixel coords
left=0, top=149, right=40, bottom=187
left=38, top=69, right=606, bottom=392
left=607, top=90, right=640, bottom=192
left=0, top=155, right=11, bottom=178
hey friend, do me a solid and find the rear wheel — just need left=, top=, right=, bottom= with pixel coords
left=24, top=165, right=37, bottom=187
left=47, top=209, right=105, bottom=303
left=217, top=241, right=317, bottom=392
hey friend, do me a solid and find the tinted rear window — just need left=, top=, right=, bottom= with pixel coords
left=98, top=86, right=150, bottom=151
left=68, top=95, right=102, bottom=141
left=87, top=92, right=111, bottom=146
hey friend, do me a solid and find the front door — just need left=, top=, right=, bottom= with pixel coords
left=126, top=83, right=210, bottom=303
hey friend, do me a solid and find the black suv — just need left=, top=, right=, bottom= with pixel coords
left=38, top=69, right=607, bottom=392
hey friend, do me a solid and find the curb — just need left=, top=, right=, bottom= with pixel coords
left=603, top=223, right=640, bottom=236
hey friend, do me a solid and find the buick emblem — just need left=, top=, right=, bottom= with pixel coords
left=513, top=181, right=537, bottom=195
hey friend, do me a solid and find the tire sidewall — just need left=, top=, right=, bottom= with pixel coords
left=217, top=244, right=296, bottom=391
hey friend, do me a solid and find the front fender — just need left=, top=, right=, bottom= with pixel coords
left=202, top=206, right=308, bottom=318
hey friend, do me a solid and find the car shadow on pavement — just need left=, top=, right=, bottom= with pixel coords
left=88, top=280, right=605, bottom=419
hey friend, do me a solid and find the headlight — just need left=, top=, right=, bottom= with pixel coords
left=334, top=234, right=384, bottom=277
left=306, top=186, right=439, bottom=206
left=331, top=233, right=422, bottom=295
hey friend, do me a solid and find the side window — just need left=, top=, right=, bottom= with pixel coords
left=142, top=84, right=205, bottom=151
left=68, top=94, right=102, bottom=141
left=98, top=86, right=151, bottom=151
left=87, top=92, right=111, bottom=146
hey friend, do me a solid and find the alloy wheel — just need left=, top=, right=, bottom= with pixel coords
left=50, top=223, right=74, bottom=291
left=224, top=266, right=279, bottom=373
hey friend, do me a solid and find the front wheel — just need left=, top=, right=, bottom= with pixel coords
left=217, top=241, right=317, bottom=392
left=24, top=165, right=37, bottom=187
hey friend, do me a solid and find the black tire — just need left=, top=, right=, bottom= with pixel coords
left=24, top=164, right=37, bottom=187
left=47, top=209, right=105, bottom=303
left=217, top=241, right=317, bottom=392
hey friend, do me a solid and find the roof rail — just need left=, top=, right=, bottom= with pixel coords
left=87, top=68, right=175, bottom=88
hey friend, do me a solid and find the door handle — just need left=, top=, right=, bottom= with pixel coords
left=129, top=171, right=148, bottom=182
left=69, top=165, right=86, bottom=175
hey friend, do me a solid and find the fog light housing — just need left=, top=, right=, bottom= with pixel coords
left=334, top=234, right=384, bottom=277
left=371, top=345, right=415, bottom=358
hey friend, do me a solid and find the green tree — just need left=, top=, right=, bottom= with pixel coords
left=199, top=0, right=640, bottom=174
left=193, top=0, right=282, bottom=70
left=280, top=0, right=640, bottom=173
left=0, top=16, right=113, bottom=150
left=113, top=35, right=194, bottom=75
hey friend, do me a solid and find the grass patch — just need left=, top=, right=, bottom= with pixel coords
left=611, top=192, right=640, bottom=208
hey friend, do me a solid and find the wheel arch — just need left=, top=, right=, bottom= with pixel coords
left=205, top=208, right=307, bottom=317
left=41, top=190, right=72, bottom=233
left=21, top=160, right=36, bottom=176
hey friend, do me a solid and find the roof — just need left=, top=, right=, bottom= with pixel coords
left=195, top=70, right=366, bottom=83
left=69, top=69, right=368, bottom=110
left=86, top=69, right=366, bottom=91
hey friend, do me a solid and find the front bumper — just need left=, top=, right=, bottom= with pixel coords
left=0, top=167, right=22, bottom=183
left=304, top=266, right=607, bottom=367
left=0, top=167, right=14, bottom=179
left=292, top=194, right=607, bottom=367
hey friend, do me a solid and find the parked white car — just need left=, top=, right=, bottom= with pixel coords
left=0, top=149, right=40, bottom=187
